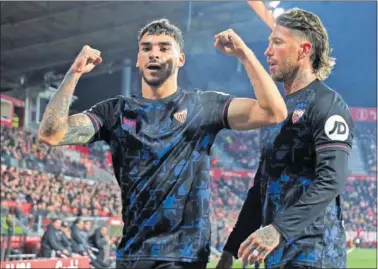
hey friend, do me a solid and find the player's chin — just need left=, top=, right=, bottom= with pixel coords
left=144, top=76, right=165, bottom=87
left=271, top=72, right=284, bottom=82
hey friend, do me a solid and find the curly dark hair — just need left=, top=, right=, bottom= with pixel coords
left=138, top=18, right=184, bottom=51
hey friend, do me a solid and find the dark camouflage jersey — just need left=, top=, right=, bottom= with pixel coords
left=224, top=79, right=354, bottom=269
left=83, top=88, right=233, bottom=263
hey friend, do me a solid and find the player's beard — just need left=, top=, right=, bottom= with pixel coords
left=140, top=59, right=176, bottom=87
left=271, top=57, right=299, bottom=83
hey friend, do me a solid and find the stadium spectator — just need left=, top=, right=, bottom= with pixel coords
left=83, top=220, right=93, bottom=239
left=39, top=218, right=71, bottom=258
left=70, top=218, right=90, bottom=256
left=59, top=221, right=74, bottom=256
left=88, top=226, right=112, bottom=268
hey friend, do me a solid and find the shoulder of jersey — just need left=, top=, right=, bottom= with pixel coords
left=312, top=81, right=343, bottom=105
left=314, top=83, right=351, bottom=142
left=101, top=95, right=125, bottom=102
left=193, top=88, right=231, bottom=96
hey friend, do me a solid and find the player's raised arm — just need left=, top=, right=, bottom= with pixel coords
left=214, top=29, right=288, bottom=130
left=38, top=45, right=102, bottom=146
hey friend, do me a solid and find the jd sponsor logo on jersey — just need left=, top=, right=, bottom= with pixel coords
left=174, top=109, right=187, bottom=124
left=324, top=115, right=349, bottom=141
left=292, top=109, right=305, bottom=124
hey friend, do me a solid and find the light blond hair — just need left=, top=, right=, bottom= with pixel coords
left=276, top=8, right=336, bottom=80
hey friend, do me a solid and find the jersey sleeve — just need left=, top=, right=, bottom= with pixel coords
left=199, top=91, right=234, bottom=133
left=310, top=92, right=354, bottom=154
left=82, top=96, right=123, bottom=143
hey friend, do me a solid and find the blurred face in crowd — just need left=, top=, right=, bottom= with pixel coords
left=61, top=225, right=68, bottom=233
left=100, top=227, right=108, bottom=237
left=61, top=222, right=70, bottom=233
left=47, top=204, right=55, bottom=212
left=76, top=220, right=84, bottom=230
left=84, top=221, right=92, bottom=232
left=265, top=24, right=312, bottom=82
left=61, top=205, right=69, bottom=213
left=93, top=208, right=100, bottom=216
left=72, top=207, right=79, bottom=216
left=53, top=219, right=61, bottom=230
left=81, top=208, right=88, bottom=215
left=137, top=33, right=185, bottom=88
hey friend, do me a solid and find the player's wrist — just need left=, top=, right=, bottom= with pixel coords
left=269, top=223, right=283, bottom=242
left=236, top=46, right=255, bottom=63
left=68, top=65, right=84, bottom=78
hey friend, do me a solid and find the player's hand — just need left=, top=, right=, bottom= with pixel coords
left=214, top=29, right=249, bottom=59
left=238, top=224, right=280, bottom=265
left=216, top=251, right=233, bottom=269
left=71, top=45, right=102, bottom=74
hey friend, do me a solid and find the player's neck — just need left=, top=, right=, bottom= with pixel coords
left=141, top=77, right=178, bottom=100
left=284, top=68, right=317, bottom=95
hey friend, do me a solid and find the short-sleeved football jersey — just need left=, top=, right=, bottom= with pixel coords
left=83, top=88, right=233, bottom=263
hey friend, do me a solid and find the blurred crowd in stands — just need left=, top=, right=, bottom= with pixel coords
left=1, top=127, right=87, bottom=178
left=1, top=166, right=122, bottom=230
left=356, top=122, right=377, bottom=173
left=212, top=130, right=261, bottom=170
left=37, top=218, right=119, bottom=268
left=343, top=179, right=377, bottom=231
left=0, top=121, right=377, bottom=261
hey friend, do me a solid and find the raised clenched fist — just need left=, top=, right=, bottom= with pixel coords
left=214, top=29, right=248, bottom=59
left=71, top=45, right=102, bottom=74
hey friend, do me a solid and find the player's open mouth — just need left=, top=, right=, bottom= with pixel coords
left=146, top=64, right=162, bottom=70
left=269, top=64, right=278, bottom=72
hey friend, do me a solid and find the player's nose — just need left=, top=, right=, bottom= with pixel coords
left=264, top=45, right=273, bottom=58
left=148, top=47, right=161, bottom=60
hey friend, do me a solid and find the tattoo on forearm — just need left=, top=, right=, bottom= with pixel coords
left=39, top=71, right=79, bottom=137
left=58, top=93, right=72, bottom=117
left=58, top=125, right=94, bottom=145
left=57, top=114, right=95, bottom=145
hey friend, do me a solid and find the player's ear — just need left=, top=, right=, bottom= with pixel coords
left=136, top=50, right=141, bottom=68
left=177, top=52, right=185, bottom=68
left=299, top=41, right=312, bottom=60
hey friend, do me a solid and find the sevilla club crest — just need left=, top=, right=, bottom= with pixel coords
left=174, top=109, right=187, bottom=124
left=292, top=109, right=305, bottom=124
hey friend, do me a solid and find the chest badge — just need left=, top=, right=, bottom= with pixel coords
left=174, top=109, right=187, bottom=124
left=292, top=109, right=305, bottom=124
left=121, top=116, right=136, bottom=129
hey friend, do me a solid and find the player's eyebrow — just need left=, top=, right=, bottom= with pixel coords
left=140, top=41, right=172, bottom=46
left=158, top=42, right=172, bottom=46
left=140, top=42, right=151, bottom=47
left=268, top=36, right=283, bottom=42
